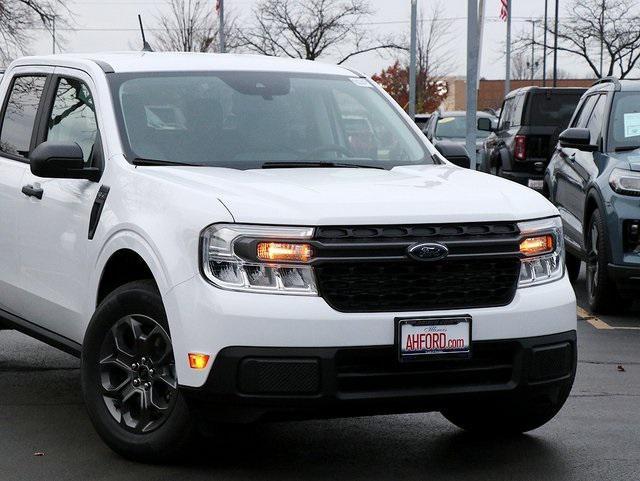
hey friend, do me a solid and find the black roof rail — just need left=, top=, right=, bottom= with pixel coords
left=592, top=77, right=621, bottom=90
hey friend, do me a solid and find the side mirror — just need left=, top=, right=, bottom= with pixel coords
left=477, top=117, right=493, bottom=132
left=30, top=141, right=99, bottom=181
left=435, top=140, right=471, bottom=168
left=558, top=128, right=598, bottom=152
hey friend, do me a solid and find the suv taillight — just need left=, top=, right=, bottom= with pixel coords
left=514, top=135, right=527, bottom=160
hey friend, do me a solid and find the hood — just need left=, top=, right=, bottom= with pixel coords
left=146, top=164, right=558, bottom=226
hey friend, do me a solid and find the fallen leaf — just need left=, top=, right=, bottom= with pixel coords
left=617, top=365, right=626, bottom=372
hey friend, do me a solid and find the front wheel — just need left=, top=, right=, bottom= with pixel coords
left=81, top=280, right=195, bottom=462
left=585, top=210, right=624, bottom=313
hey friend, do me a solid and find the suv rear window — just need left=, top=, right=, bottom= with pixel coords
left=524, top=93, right=582, bottom=127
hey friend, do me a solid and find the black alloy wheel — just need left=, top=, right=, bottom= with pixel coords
left=82, top=280, right=195, bottom=462
left=585, top=209, right=623, bottom=313
left=98, top=314, right=177, bottom=434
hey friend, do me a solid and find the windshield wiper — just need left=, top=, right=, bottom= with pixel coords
left=133, top=158, right=206, bottom=167
left=261, top=161, right=385, bottom=170
left=614, top=146, right=640, bottom=152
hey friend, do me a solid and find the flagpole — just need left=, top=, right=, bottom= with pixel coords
left=219, top=0, right=226, bottom=53
left=408, top=0, right=417, bottom=120
left=505, top=0, right=511, bottom=98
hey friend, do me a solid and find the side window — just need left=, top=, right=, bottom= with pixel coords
left=498, top=99, right=512, bottom=130
left=47, top=77, right=98, bottom=163
left=586, top=94, right=606, bottom=145
left=0, top=76, right=47, bottom=158
left=512, top=95, right=524, bottom=127
left=572, top=95, right=597, bottom=128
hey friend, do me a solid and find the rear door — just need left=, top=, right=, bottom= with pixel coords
left=13, top=68, right=103, bottom=341
left=0, top=68, right=52, bottom=315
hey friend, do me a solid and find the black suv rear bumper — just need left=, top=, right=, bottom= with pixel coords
left=501, top=169, right=544, bottom=186
left=182, top=331, right=577, bottom=423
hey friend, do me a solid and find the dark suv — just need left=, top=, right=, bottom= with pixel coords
left=546, top=78, right=640, bottom=312
left=484, top=87, right=585, bottom=190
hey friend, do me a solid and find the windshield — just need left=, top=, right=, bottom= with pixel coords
left=608, top=91, right=640, bottom=151
left=435, top=116, right=491, bottom=139
left=109, top=72, right=432, bottom=169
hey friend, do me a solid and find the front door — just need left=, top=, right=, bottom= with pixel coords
left=555, top=94, right=600, bottom=249
left=14, top=68, right=102, bottom=342
left=0, top=69, right=52, bottom=315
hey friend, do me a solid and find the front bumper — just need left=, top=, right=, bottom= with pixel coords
left=164, top=274, right=576, bottom=388
left=608, top=263, right=640, bottom=293
left=182, top=330, right=577, bottom=423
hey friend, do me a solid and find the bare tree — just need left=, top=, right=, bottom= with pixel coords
left=0, top=0, right=69, bottom=63
left=372, top=2, right=454, bottom=113
left=154, top=0, right=241, bottom=52
left=413, top=2, right=455, bottom=83
left=239, top=0, right=403, bottom=64
left=517, top=0, right=640, bottom=79
left=511, top=50, right=542, bottom=80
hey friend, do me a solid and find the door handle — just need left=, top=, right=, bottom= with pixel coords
left=21, top=184, right=44, bottom=200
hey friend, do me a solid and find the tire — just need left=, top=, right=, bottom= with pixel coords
left=441, top=381, right=573, bottom=434
left=81, top=280, right=195, bottom=463
left=585, top=209, right=623, bottom=313
left=565, top=251, right=581, bottom=284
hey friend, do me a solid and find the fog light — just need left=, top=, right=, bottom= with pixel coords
left=520, top=235, right=554, bottom=256
left=188, top=353, right=210, bottom=369
left=257, top=242, right=313, bottom=262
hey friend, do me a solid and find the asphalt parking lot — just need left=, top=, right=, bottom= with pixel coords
left=1, top=267, right=639, bottom=481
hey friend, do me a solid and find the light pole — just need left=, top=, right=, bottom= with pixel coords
left=466, top=0, right=479, bottom=170
left=526, top=20, right=538, bottom=80
left=504, top=0, right=511, bottom=98
left=553, top=0, right=559, bottom=86
left=408, top=0, right=417, bottom=120
left=543, top=0, right=548, bottom=85
left=219, top=0, right=226, bottom=53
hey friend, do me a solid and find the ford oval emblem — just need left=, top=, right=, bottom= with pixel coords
left=407, top=242, right=449, bottom=262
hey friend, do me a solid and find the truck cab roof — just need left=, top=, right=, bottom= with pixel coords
left=10, top=51, right=359, bottom=77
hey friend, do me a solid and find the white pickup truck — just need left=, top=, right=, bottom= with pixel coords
left=0, top=52, right=576, bottom=462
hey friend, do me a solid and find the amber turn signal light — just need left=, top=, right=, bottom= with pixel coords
left=519, top=234, right=554, bottom=256
left=256, top=242, right=314, bottom=262
left=188, top=353, right=210, bottom=369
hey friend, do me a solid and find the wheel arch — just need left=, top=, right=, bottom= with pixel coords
left=91, top=229, right=174, bottom=313
left=583, top=187, right=606, bottom=242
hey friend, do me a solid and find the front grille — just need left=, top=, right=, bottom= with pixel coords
left=316, top=258, right=520, bottom=312
left=335, top=342, right=516, bottom=394
left=313, top=222, right=521, bottom=313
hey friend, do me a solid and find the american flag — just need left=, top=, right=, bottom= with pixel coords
left=499, top=0, right=508, bottom=21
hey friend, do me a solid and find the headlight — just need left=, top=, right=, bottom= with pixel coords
left=610, top=168, right=640, bottom=196
left=200, top=224, right=318, bottom=295
left=517, top=217, right=564, bottom=287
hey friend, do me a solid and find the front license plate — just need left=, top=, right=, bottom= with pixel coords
left=527, top=179, right=544, bottom=190
left=397, top=316, right=471, bottom=361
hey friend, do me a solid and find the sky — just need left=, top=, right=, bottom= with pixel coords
left=23, top=0, right=591, bottom=79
